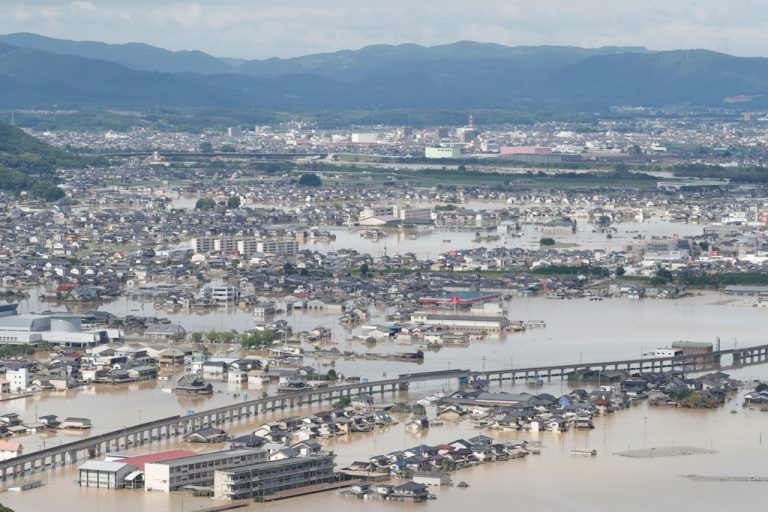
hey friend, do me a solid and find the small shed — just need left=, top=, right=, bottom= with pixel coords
left=412, top=471, right=452, bottom=486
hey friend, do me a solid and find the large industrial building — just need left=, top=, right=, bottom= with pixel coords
left=410, top=311, right=510, bottom=332
left=425, top=146, right=462, bottom=159
left=0, top=305, right=119, bottom=348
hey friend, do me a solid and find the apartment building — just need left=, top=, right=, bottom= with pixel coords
left=213, top=453, right=336, bottom=500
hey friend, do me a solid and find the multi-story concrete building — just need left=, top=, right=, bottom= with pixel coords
left=360, top=205, right=395, bottom=221
left=256, top=239, right=298, bottom=258
left=203, top=286, right=240, bottom=303
left=193, top=236, right=297, bottom=259
left=213, top=453, right=336, bottom=500
left=145, top=448, right=267, bottom=492
left=190, top=237, right=217, bottom=254
left=6, top=367, right=31, bottom=392
left=394, top=206, right=433, bottom=225
left=236, top=238, right=260, bottom=257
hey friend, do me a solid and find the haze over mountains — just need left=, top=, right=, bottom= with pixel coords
left=1, top=32, right=768, bottom=112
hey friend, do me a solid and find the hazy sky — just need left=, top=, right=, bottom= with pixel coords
left=1, top=0, right=767, bottom=59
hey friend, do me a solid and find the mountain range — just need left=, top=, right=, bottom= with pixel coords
left=1, top=32, right=768, bottom=112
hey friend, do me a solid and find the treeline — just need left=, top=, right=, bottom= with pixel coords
left=190, top=329, right=278, bottom=348
left=9, top=107, right=598, bottom=133
left=672, top=163, right=768, bottom=183
left=530, top=265, right=611, bottom=277
left=675, top=271, right=768, bottom=288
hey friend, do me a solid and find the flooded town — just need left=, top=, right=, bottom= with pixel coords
left=3, top=113, right=768, bottom=512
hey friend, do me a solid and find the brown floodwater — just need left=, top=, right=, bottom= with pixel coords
left=4, top=291, right=768, bottom=511
left=4, top=386, right=768, bottom=512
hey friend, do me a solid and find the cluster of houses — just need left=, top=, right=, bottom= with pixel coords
left=346, top=434, right=529, bottom=476
left=436, top=389, right=608, bottom=433
left=0, top=337, right=320, bottom=394
left=0, top=412, right=91, bottom=442
left=6, top=152, right=768, bottom=328
left=231, top=405, right=396, bottom=445
left=429, top=371, right=741, bottom=435
left=172, top=400, right=399, bottom=448
left=341, top=434, right=530, bottom=502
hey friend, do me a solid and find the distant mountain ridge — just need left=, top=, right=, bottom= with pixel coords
left=1, top=33, right=768, bottom=112
left=0, top=32, right=233, bottom=74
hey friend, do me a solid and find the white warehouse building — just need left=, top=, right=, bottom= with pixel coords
left=0, top=305, right=118, bottom=348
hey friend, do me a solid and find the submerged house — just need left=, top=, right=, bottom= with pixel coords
left=174, top=375, right=213, bottom=395
left=184, top=428, right=229, bottom=444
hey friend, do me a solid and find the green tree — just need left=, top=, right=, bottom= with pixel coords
left=199, top=142, right=213, bottom=152
left=195, top=197, right=216, bottom=211
left=651, top=268, right=674, bottom=286
left=191, top=332, right=203, bottom=343
left=616, top=266, right=626, bottom=277
left=30, top=182, right=65, bottom=202
left=334, top=396, right=352, bottom=408
left=283, top=262, right=294, bottom=273
left=359, top=262, right=370, bottom=276
left=205, top=331, right=221, bottom=343
left=241, top=330, right=278, bottom=348
left=298, top=173, right=322, bottom=187
left=326, top=369, right=338, bottom=380
left=539, top=237, right=556, bottom=246
left=227, top=196, right=241, bottom=209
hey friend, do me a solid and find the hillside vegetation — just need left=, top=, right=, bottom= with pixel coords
left=0, top=121, right=85, bottom=200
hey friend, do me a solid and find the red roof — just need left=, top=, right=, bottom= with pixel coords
left=120, top=450, right=196, bottom=470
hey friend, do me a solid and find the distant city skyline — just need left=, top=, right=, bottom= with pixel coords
left=1, top=0, right=766, bottom=59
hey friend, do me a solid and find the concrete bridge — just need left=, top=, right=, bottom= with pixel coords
left=0, top=377, right=404, bottom=480
left=474, top=344, right=768, bottom=383
left=2, top=343, right=767, bottom=480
